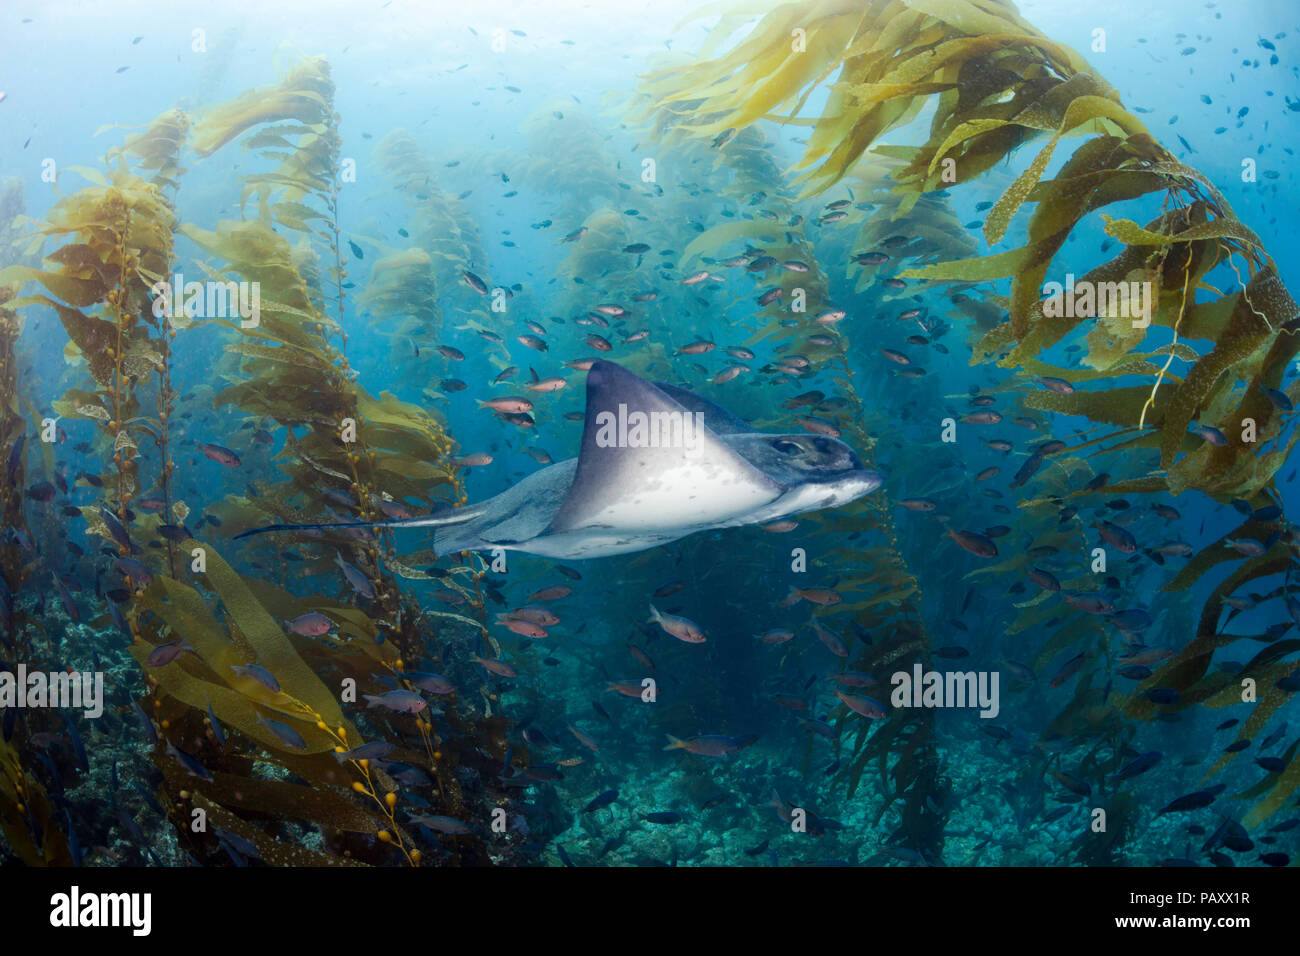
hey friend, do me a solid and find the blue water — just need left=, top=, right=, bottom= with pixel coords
left=1, top=0, right=1298, bottom=868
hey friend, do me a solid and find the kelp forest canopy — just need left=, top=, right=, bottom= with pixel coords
left=0, top=0, right=1297, bottom=871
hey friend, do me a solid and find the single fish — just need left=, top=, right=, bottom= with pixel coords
left=145, top=640, right=194, bottom=667
left=583, top=788, right=618, bottom=812
left=259, top=715, right=307, bottom=750
left=648, top=603, right=705, bottom=643
left=663, top=734, right=744, bottom=757
left=197, top=442, right=241, bottom=467
left=230, top=663, right=281, bottom=693
left=363, top=689, right=427, bottom=713
left=473, top=656, right=517, bottom=678
left=284, top=612, right=333, bottom=636
left=335, top=552, right=376, bottom=599
left=410, top=814, right=471, bottom=835
left=835, top=690, right=886, bottom=719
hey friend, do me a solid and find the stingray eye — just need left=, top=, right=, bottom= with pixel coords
left=772, top=439, right=802, bottom=455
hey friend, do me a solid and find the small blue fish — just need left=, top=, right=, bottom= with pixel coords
left=1191, top=423, right=1227, bottom=446
left=165, top=739, right=213, bottom=781
left=643, top=811, right=682, bottom=824
left=213, top=826, right=261, bottom=861
left=334, top=741, right=395, bottom=763
left=1146, top=687, right=1181, bottom=705
left=258, top=715, right=307, bottom=750
left=583, top=788, right=618, bottom=813
left=131, top=700, right=158, bottom=745
left=115, top=556, right=153, bottom=585
left=5, top=433, right=24, bottom=483
left=133, top=779, right=165, bottom=815
left=98, top=503, right=134, bottom=551
left=1117, top=664, right=1152, bottom=680
left=1262, top=386, right=1293, bottom=412
left=410, top=814, right=471, bottom=835
left=231, top=663, right=280, bottom=693
left=335, top=551, right=376, bottom=600
left=65, top=810, right=83, bottom=866
left=206, top=698, right=226, bottom=747
left=60, top=710, right=88, bottom=772
left=1112, top=751, right=1162, bottom=781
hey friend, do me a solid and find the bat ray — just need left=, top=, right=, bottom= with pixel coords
left=236, top=360, right=883, bottom=559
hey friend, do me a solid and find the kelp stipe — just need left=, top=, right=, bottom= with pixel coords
left=165, top=57, right=526, bottom=864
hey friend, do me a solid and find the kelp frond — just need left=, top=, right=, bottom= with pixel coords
left=639, top=0, right=1300, bottom=830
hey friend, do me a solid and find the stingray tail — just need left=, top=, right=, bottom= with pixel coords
left=233, top=509, right=481, bottom=542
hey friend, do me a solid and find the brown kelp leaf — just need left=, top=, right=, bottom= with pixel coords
left=133, top=579, right=330, bottom=751
left=192, top=769, right=384, bottom=834
left=186, top=792, right=367, bottom=866
left=901, top=246, right=1025, bottom=283
left=32, top=296, right=118, bottom=385
left=110, top=108, right=191, bottom=187
left=1101, top=213, right=1263, bottom=251
left=75, top=402, right=110, bottom=422
left=1243, top=733, right=1300, bottom=828
left=200, top=542, right=349, bottom=729
left=1159, top=276, right=1278, bottom=468
left=0, top=265, right=108, bottom=309
left=190, top=56, right=333, bottom=157
left=0, top=737, right=73, bottom=865
left=1023, top=385, right=1157, bottom=427
left=1197, top=675, right=1293, bottom=790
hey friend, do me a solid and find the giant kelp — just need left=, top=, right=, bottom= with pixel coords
left=184, top=60, right=459, bottom=556
left=639, top=0, right=1299, bottom=496
left=0, top=152, right=179, bottom=515
left=516, top=104, right=624, bottom=226
left=172, top=61, right=518, bottom=862
left=371, top=129, right=489, bottom=398
left=0, top=107, right=188, bottom=750
left=0, top=150, right=178, bottom=864
left=841, top=157, right=977, bottom=296
left=0, top=57, right=534, bottom=867
left=638, top=0, right=1300, bottom=831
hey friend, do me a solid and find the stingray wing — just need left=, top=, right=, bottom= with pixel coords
left=547, top=361, right=781, bottom=534
left=436, top=459, right=576, bottom=552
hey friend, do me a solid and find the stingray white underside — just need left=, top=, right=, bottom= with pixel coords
left=434, top=451, right=785, bottom=559
left=432, top=449, right=883, bottom=560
